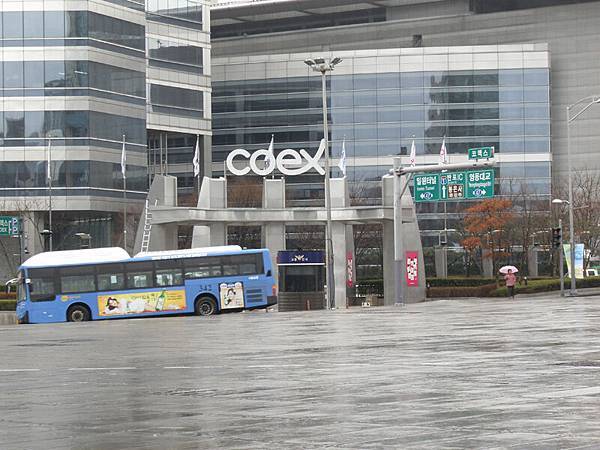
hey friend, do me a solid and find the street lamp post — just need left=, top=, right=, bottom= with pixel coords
left=566, top=95, right=600, bottom=295
left=304, top=57, right=342, bottom=309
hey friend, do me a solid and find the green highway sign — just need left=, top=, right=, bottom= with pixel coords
left=468, top=146, right=494, bottom=160
left=413, top=170, right=495, bottom=202
left=439, top=172, right=465, bottom=200
left=465, top=169, right=495, bottom=199
left=414, top=174, right=440, bottom=202
left=0, top=216, right=21, bottom=237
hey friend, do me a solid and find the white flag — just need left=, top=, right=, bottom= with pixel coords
left=338, top=138, right=347, bottom=176
left=439, top=136, right=448, bottom=165
left=265, top=134, right=274, bottom=170
left=47, top=138, right=52, bottom=181
left=121, top=135, right=127, bottom=179
left=409, top=139, right=416, bottom=167
left=193, top=135, right=200, bottom=177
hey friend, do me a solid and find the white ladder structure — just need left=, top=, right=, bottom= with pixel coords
left=140, top=199, right=155, bottom=253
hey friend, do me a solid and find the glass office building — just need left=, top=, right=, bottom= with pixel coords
left=212, top=45, right=551, bottom=245
left=0, top=0, right=210, bottom=262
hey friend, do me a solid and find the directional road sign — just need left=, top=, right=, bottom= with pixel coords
left=439, top=172, right=465, bottom=200
left=414, top=174, right=440, bottom=203
left=413, top=170, right=494, bottom=202
left=0, top=216, right=21, bottom=237
left=468, top=146, right=494, bottom=160
left=465, top=169, right=495, bottom=199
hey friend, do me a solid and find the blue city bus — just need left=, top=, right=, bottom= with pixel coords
left=16, top=246, right=277, bottom=324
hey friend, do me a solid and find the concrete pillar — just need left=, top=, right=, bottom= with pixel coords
left=482, top=249, right=494, bottom=278
left=434, top=246, right=448, bottom=278
left=192, top=177, right=227, bottom=248
left=262, top=179, right=286, bottom=284
left=133, top=175, right=178, bottom=253
left=528, top=247, right=539, bottom=277
left=330, top=178, right=351, bottom=308
left=382, top=174, right=426, bottom=304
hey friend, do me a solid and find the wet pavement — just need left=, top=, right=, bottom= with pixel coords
left=2, top=294, right=600, bottom=449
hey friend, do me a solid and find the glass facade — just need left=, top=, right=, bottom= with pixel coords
left=212, top=49, right=551, bottom=244
left=0, top=1, right=148, bottom=252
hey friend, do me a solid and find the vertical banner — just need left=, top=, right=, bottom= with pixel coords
left=405, top=251, right=419, bottom=287
left=346, top=251, right=354, bottom=288
left=564, top=244, right=585, bottom=279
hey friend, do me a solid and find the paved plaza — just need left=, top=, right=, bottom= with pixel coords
left=2, top=295, right=600, bottom=449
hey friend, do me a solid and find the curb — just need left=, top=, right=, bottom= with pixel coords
left=0, top=311, right=17, bottom=325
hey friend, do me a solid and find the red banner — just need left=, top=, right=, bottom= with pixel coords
left=405, top=251, right=419, bottom=287
left=346, top=251, right=354, bottom=288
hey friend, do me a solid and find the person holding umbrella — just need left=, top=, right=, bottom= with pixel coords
left=500, top=265, right=518, bottom=299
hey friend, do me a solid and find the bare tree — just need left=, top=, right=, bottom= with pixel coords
left=554, top=170, right=600, bottom=270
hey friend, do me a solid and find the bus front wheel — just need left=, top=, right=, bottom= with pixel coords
left=67, top=304, right=91, bottom=322
left=195, top=297, right=217, bottom=316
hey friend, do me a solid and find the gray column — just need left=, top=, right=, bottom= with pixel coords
left=382, top=173, right=426, bottom=304
left=133, top=175, right=178, bottom=253
left=434, top=246, right=448, bottom=278
left=330, top=178, right=351, bottom=308
left=528, top=247, right=539, bottom=277
left=382, top=176, right=395, bottom=304
left=192, top=177, right=227, bottom=248
left=262, top=179, right=286, bottom=284
left=482, top=249, right=494, bottom=278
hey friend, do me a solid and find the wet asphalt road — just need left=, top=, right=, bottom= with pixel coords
left=2, top=295, right=600, bottom=449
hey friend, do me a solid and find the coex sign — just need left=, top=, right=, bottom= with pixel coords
left=226, top=139, right=326, bottom=176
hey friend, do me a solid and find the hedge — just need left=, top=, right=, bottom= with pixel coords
left=490, top=276, right=600, bottom=297
left=0, top=300, right=16, bottom=311
left=427, top=284, right=497, bottom=298
left=427, top=278, right=497, bottom=287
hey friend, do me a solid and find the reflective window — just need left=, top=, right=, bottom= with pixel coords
left=184, top=256, right=222, bottom=279
left=88, top=12, right=144, bottom=50
left=3, top=11, right=23, bottom=39
left=24, top=62, right=44, bottom=88
left=126, top=262, right=154, bottom=289
left=150, top=84, right=203, bottom=111
left=147, top=0, right=203, bottom=27
left=45, top=11, right=65, bottom=37
left=4, top=61, right=24, bottom=88
left=5, top=111, right=24, bottom=138
left=97, top=264, right=126, bottom=291
left=148, top=37, right=203, bottom=70
left=45, top=61, right=65, bottom=88
left=60, top=266, right=96, bottom=293
left=28, top=268, right=56, bottom=302
left=24, top=12, right=44, bottom=38
left=154, top=260, right=184, bottom=287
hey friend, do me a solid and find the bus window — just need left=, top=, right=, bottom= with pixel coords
left=126, top=261, right=154, bottom=289
left=28, top=268, right=57, bottom=302
left=222, top=256, right=238, bottom=276
left=238, top=254, right=263, bottom=275
left=97, top=264, right=125, bottom=291
left=60, top=266, right=96, bottom=294
left=154, top=260, right=183, bottom=287
left=184, top=256, right=222, bottom=279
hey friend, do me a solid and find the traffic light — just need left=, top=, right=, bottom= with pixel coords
left=552, top=227, right=562, bottom=248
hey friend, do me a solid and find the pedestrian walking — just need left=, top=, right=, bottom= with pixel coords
left=504, top=269, right=517, bottom=298
left=499, top=265, right=519, bottom=299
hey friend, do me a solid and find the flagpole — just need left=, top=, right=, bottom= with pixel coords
left=270, top=134, right=275, bottom=179
left=47, top=137, right=53, bottom=251
left=122, top=135, right=127, bottom=251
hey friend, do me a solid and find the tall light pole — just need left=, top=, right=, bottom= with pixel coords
left=566, top=95, right=600, bottom=295
left=304, top=57, right=342, bottom=309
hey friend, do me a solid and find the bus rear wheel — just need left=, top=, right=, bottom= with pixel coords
left=195, top=297, right=217, bottom=316
left=67, top=305, right=91, bottom=322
